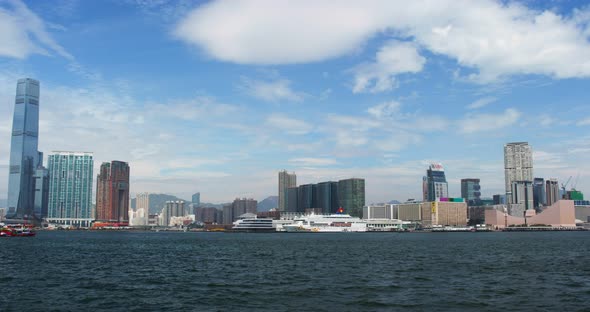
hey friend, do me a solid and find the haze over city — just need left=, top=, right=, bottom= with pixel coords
left=1, top=0, right=590, bottom=204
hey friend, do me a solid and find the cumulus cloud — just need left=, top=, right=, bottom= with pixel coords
left=353, top=41, right=426, bottom=93
left=0, top=0, right=72, bottom=59
left=460, top=108, right=521, bottom=133
left=239, top=77, right=303, bottom=102
left=175, top=0, right=590, bottom=83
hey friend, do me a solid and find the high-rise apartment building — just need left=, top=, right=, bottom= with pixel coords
left=504, top=142, right=533, bottom=203
left=96, top=161, right=130, bottom=223
left=278, top=170, right=297, bottom=211
left=546, top=178, right=560, bottom=206
left=47, top=152, right=94, bottom=227
left=461, top=178, right=481, bottom=206
left=136, top=193, right=150, bottom=212
left=337, top=178, right=365, bottom=217
left=286, top=187, right=299, bottom=212
left=7, top=78, right=45, bottom=220
left=425, top=163, right=448, bottom=202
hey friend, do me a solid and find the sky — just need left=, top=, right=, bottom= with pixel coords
left=1, top=0, right=590, bottom=204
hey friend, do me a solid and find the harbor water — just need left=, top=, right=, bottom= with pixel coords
left=1, top=231, right=589, bottom=311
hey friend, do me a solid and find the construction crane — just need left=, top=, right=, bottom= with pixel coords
left=572, top=173, right=580, bottom=191
left=561, top=176, right=572, bottom=196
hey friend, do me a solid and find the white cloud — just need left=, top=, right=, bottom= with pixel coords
left=367, top=100, right=401, bottom=119
left=353, top=41, right=426, bottom=93
left=467, top=97, right=497, bottom=110
left=175, top=0, right=590, bottom=83
left=240, top=77, right=302, bottom=102
left=576, top=117, right=590, bottom=126
left=265, top=114, right=312, bottom=135
left=460, top=108, right=521, bottom=134
left=0, top=0, right=72, bottom=59
left=289, top=157, right=338, bottom=166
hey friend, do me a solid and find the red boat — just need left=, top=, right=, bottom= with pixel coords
left=0, top=226, right=36, bottom=237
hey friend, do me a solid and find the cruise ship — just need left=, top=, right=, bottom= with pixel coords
left=282, top=213, right=367, bottom=232
left=231, top=214, right=276, bottom=232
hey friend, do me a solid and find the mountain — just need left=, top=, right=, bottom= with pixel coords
left=257, top=196, right=278, bottom=212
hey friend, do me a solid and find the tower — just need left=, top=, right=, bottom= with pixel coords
left=504, top=142, right=533, bottom=204
left=7, top=78, right=42, bottom=219
left=96, top=161, right=130, bottom=223
left=278, top=170, right=296, bottom=211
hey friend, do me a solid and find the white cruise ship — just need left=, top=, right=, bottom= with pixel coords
left=282, top=213, right=367, bottom=232
left=232, top=214, right=276, bottom=232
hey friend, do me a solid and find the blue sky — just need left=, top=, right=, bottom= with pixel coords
left=1, top=0, right=590, bottom=203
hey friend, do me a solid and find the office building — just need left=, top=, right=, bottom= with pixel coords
left=297, top=184, right=315, bottom=213
left=278, top=170, right=297, bottom=211
left=286, top=187, right=299, bottom=212
left=532, top=178, right=545, bottom=211
left=47, top=152, right=94, bottom=227
left=363, top=204, right=398, bottom=220
left=421, top=200, right=468, bottom=227
left=337, top=178, right=365, bottom=217
left=33, top=167, right=49, bottom=219
left=546, top=179, right=560, bottom=206
left=425, top=163, right=448, bottom=202
left=316, top=181, right=338, bottom=214
left=504, top=142, right=533, bottom=203
left=7, top=78, right=44, bottom=220
left=509, top=180, right=534, bottom=216
left=461, top=178, right=481, bottom=206
left=192, top=192, right=200, bottom=208
left=96, top=161, right=130, bottom=223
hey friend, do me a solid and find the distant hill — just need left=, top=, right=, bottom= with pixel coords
left=257, top=196, right=278, bottom=212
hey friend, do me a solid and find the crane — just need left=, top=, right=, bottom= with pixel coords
left=561, top=176, right=572, bottom=197
left=572, top=173, right=580, bottom=191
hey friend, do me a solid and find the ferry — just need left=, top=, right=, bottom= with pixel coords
left=283, top=213, right=367, bottom=233
left=0, top=224, right=36, bottom=237
left=231, top=215, right=276, bottom=232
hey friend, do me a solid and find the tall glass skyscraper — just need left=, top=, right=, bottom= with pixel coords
left=426, top=163, right=448, bottom=202
left=47, top=152, right=94, bottom=227
left=7, top=78, right=43, bottom=219
left=337, top=178, right=365, bottom=217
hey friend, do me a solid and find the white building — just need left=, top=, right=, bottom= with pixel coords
left=504, top=142, right=533, bottom=204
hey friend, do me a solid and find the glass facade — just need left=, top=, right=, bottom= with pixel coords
left=316, top=181, right=338, bottom=214
left=461, top=178, right=481, bottom=206
left=7, top=78, right=42, bottom=219
left=426, top=164, right=448, bottom=202
left=337, top=178, right=365, bottom=217
left=47, top=152, right=94, bottom=227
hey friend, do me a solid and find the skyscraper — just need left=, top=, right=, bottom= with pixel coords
left=192, top=192, right=201, bottom=208
left=47, top=152, right=94, bottom=227
left=461, top=178, right=481, bottom=206
left=425, top=163, right=448, bottom=202
left=278, top=170, right=297, bottom=211
left=533, top=178, right=545, bottom=210
left=510, top=180, right=534, bottom=216
left=96, top=161, right=130, bottom=223
left=546, top=178, right=560, bottom=206
left=504, top=142, right=533, bottom=203
left=316, top=181, right=339, bottom=214
left=7, top=78, right=43, bottom=219
left=337, top=178, right=365, bottom=217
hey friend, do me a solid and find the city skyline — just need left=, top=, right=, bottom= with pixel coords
left=1, top=1, right=590, bottom=203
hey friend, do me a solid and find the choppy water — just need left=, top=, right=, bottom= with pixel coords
left=1, top=231, right=590, bottom=311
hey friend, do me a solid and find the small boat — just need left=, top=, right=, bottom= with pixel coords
left=0, top=225, right=36, bottom=237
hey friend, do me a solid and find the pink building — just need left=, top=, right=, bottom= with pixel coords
left=485, top=200, right=576, bottom=229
